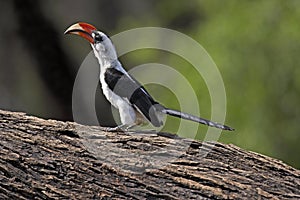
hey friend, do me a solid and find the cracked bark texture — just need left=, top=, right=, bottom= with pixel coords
left=0, top=110, right=299, bottom=199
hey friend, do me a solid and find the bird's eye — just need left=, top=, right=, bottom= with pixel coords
left=93, top=33, right=103, bottom=42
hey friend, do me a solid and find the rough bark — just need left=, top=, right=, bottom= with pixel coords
left=0, top=110, right=299, bottom=199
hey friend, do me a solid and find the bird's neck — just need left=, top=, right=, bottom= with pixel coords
left=91, top=44, right=118, bottom=69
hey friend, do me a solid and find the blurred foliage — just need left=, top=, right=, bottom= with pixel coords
left=197, top=0, right=300, bottom=169
left=0, top=0, right=299, bottom=168
left=118, top=0, right=300, bottom=168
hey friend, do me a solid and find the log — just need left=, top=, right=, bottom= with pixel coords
left=0, top=109, right=299, bottom=199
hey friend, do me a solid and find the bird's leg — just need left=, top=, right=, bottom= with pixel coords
left=103, top=125, right=127, bottom=132
left=104, top=123, right=158, bottom=135
left=123, top=124, right=137, bottom=131
left=125, top=124, right=158, bottom=134
left=103, top=124, right=142, bottom=132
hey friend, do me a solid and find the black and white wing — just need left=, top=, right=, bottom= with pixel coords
left=104, top=67, right=164, bottom=127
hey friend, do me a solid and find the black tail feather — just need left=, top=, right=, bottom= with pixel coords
left=162, top=108, right=234, bottom=131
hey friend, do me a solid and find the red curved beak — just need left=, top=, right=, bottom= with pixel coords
left=64, top=22, right=97, bottom=44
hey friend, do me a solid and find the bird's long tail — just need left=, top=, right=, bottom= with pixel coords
left=162, top=108, right=234, bottom=131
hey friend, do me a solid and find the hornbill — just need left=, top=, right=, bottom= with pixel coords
left=65, top=22, right=234, bottom=131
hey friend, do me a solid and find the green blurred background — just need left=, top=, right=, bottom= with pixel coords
left=0, top=0, right=299, bottom=168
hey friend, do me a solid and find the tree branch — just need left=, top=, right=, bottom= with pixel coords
left=0, top=109, right=299, bottom=199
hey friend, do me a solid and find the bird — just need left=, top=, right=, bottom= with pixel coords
left=65, top=22, right=234, bottom=132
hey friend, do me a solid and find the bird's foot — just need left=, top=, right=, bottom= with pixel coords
left=103, top=124, right=136, bottom=132
left=102, top=125, right=158, bottom=134
left=103, top=125, right=125, bottom=132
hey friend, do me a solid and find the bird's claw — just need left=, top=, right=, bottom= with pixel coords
left=103, top=126, right=124, bottom=132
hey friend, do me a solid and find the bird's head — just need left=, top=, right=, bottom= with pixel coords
left=65, top=22, right=117, bottom=61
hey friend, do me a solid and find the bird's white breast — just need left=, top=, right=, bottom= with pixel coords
left=98, top=63, right=137, bottom=126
